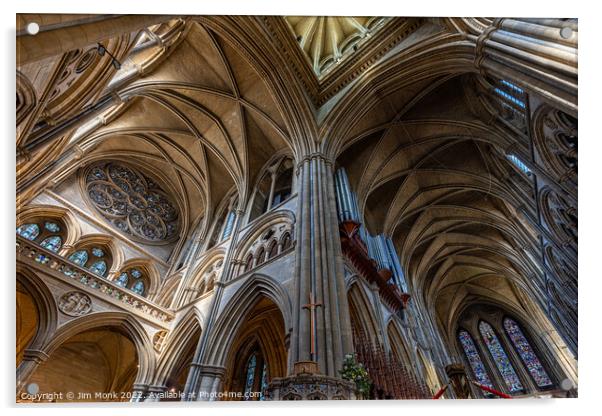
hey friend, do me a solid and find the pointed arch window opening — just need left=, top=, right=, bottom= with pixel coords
left=251, top=157, right=294, bottom=222
left=243, top=354, right=257, bottom=399
left=40, top=235, right=62, bottom=252
left=494, top=87, right=526, bottom=109
left=489, top=78, right=529, bottom=134
left=507, top=154, right=532, bottom=176
left=268, top=239, right=278, bottom=259
left=281, top=232, right=292, bottom=251
left=260, top=362, right=268, bottom=401
left=132, top=280, right=145, bottom=295
left=68, top=250, right=89, bottom=267
left=458, top=329, right=495, bottom=396
left=89, top=260, right=107, bottom=276
left=16, top=223, right=40, bottom=240
left=503, top=318, right=553, bottom=388
left=244, top=254, right=254, bottom=273
left=221, top=210, right=237, bottom=240
left=116, top=272, right=129, bottom=287
left=479, top=321, right=524, bottom=394
left=44, top=222, right=61, bottom=233
left=256, top=248, right=266, bottom=266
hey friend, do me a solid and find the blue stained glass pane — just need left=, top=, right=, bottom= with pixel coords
left=89, top=260, right=107, bottom=276
left=17, top=223, right=40, bottom=241
left=494, top=88, right=526, bottom=108
left=507, top=154, right=532, bottom=175
left=40, top=236, right=62, bottom=252
left=503, top=318, right=553, bottom=388
left=91, top=247, right=105, bottom=257
left=68, top=250, right=89, bottom=266
left=260, top=363, right=268, bottom=401
left=244, top=354, right=257, bottom=398
left=221, top=211, right=236, bottom=240
left=116, top=272, right=129, bottom=287
left=44, top=222, right=61, bottom=233
left=130, top=268, right=142, bottom=278
left=458, top=330, right=494, bottom=389
left=479, top=321, right=524, bottom=393
left=500, top=80, right=524, bottom=94
left=131, top=280, right=145, bottom=295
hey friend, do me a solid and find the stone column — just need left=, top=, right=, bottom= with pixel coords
left=474, top=18, right=578, bottom=116
left=16, top=349, right=49, bottom=395
left=130, top=383, right=149, bottom=402
left=289, top=153, right=354, bottom=376
left=182, top=208, right=244, bottom=400
left=187, top=365, right=225, bottom=401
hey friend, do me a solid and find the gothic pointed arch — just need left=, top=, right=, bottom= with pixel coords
left=154, top=308, right=204, bottom=396
left=16, top=267, right=59, bottom=365
left=22, top=311, right=156, bottom=401
left=202, top=274, right=292, bottom=367
left=386, top=319, right=413, bottom=367
left=346, top=278, right=382, bottom=347
left=221, top=295, right=288, bottom=400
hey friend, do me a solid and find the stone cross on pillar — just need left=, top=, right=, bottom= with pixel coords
left=302, top=292, right=322, bottom=362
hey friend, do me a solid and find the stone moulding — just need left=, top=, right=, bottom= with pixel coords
left=266, top=373, right=357, bottom=400
left=16, top=235, right=174, bottom=326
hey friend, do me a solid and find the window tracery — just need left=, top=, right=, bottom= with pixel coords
left=458, top=329, right=494, bottom=390
left=478, top=320, right=524, bottom=393
left=534, top=108, right=577, bottom=185
left=489, top=79, right=529, bottom=134
left=115, top=267, right=148, bottom=297
left=16, top=220, right=64, bottom=252
left=84, top=162, right=180, bottom=243
left=503, top=318, right=553, bottom=388
left=249, top=157, right=294, bottom=221
left=238, top=222, right=294, bottom=276
left=66, top=246, right=111, bottom=277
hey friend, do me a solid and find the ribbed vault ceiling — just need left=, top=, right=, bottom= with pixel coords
left=79, top=21, right=294, bottom=242
left=284, top=16, right=388, bottom=77
left=336, top=75, right=543, bottom=331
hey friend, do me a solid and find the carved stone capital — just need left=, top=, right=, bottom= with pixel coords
left=22, top=349, right=49, bottom=364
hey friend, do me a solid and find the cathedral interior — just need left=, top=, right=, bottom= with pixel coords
left=15, top=15, right=578, bottom=401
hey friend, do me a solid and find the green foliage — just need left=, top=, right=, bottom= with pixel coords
left=340, top=353, right=372, bottom=397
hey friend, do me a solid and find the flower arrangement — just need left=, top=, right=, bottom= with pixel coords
left=340, top=353, right=372, bottom=398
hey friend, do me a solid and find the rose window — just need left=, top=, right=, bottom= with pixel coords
left=85, top=162, right=180, bottom=242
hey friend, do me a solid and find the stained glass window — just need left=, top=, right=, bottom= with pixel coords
left=503, top=318, right=553, bottom=388
left=221, top=211, right=236, bottom=240
left=44, top=222, right=61, bottom=233
left=132, top=280, right=145, bottom=295
left=40, top=236, right=62, bottom=252
left=17, top=223, right=40, bottom=240
left=130, top=268, right=142, bottom=278
left=91, top=247, right=105, bottom=257
left=85, top=162, right=180, bottom=242
left=494, top=88, right=526, bottom=108
left=507, top=154, right=532, bottom=175
left=260, top=363, right=268, bottom=401
left=458, top=330, right=494, bottom=389
left=244, top=354, right=257, bottom=398
left=479, top=321, right=524, bottom=393
left=116, top=272, right=129, bottom=287
left=89, top=260, right=107, bottom=276
left=68, top=250, right=88, bottom=267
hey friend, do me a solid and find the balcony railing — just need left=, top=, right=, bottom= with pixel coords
left=16, top=235, right=174, bottom=326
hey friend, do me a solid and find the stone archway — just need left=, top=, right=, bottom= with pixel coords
left=221, top=296, right=288, bottom=400
left=16, top=280, right=38, bottom=367
left=23, top=325, right=139, bottom=402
